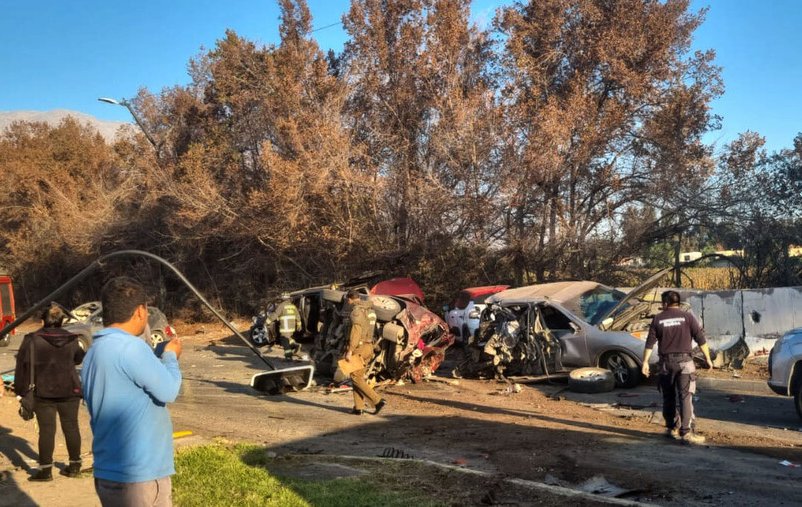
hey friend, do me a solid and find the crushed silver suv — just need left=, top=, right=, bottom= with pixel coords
left=768, top=327, right=802, bottom=418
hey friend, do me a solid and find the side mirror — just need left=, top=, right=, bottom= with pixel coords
left=600, top=317, right=613, bottom=330
left=569, top=322, right=580, bottom=334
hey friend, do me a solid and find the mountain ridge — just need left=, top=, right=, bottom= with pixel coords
left=0, top=109, right=130, bottom=142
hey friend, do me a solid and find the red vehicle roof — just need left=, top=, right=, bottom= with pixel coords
left=370, top=277, right=425, bottom=302
left=461, top=285, right=510, bottom=298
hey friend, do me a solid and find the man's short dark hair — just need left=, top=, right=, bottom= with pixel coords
left=101, top=277, right=148, bottom=326
left=41, top=303, right=66, bottom=328
left=346, top=289, right=361, bottom=301
left=661, top=290, right=681, bottom=307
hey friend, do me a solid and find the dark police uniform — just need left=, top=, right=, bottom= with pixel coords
left=645, top=306, right=706, bottom=437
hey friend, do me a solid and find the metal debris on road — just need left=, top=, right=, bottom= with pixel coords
left=381, top=447, right=414, bottom=459
left=779, top=460, right=800, bottom=468
left=324, top=384, right=353, bottom=394
left=423, top=375, right=460, bottom=386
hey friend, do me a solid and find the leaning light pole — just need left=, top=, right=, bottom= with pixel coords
left=98, top=97, right=161, bottom=157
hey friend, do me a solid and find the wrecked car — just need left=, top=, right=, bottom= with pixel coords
left=64, top=301, right=176, bottom=350
left=453, top=280, right=666, bottom=388
left=445, top=285, right=510, bottom=343
left=314, top=290, right=454, bottom=383
left=253, top=279, right=454, bottom=383
left=249, top=285, right=352, bottom=348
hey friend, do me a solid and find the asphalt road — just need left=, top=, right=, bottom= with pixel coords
left=2, top=330, right=802, bottom=506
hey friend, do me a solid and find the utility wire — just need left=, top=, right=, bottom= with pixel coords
left=309, top=21, right=342, bottom=33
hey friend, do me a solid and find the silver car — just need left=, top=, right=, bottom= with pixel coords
left=768, top=327, right=802, bottom=418
left=64, top=301, right=176, bottom=350
left=455, top=280, right=664, bottom=387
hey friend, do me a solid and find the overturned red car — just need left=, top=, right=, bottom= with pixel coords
left=262, top=278, right=454, bottom=383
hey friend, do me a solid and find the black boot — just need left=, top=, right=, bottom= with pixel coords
left=373, top=399, right=387, bottom=415
left=29, top=467, right=53, bottom=482
left=60, top=462, right=82, bottom=478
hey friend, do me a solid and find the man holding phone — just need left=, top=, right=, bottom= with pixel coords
left=81, top=277, right=183, bottom=506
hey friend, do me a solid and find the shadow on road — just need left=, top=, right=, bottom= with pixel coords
left=0, top=425, right=38, bottom=507
left=0, top=426, right=36, bottom=471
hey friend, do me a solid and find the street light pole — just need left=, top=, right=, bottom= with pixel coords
left=98, top=97, right=161, bottom=157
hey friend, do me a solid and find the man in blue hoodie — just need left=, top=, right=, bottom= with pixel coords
left=81, top=277, right=182, bottom=506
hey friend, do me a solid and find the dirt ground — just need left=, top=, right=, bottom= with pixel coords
left=2, top=320, right=802, bottom=506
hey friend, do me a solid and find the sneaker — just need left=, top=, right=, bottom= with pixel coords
left=373, top=399, right=387, bottom=415
left=351, top=408, right=363, bottom=415
left=29, top=467, right=53, bottom=482
left=681, top=432, right=706, bottom=445
left=60, top=462, right=82, bottom=478
left=665, top=428, right=680, bottom=440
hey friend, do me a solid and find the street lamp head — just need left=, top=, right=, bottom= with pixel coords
left=97, top=95, right=159, bottom=157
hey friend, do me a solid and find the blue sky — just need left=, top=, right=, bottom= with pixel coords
left=1, top=0, right=799, bottom=153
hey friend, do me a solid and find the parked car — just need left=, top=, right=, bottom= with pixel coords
left=454, top=280, right=668, bottom=388
left=64, top=301, right=176, bottom=350
left=768, top=327, right=802, bottom=419
left=446, top=285, right=510, bottom=343
left=0, top=274, right=16, bottom=346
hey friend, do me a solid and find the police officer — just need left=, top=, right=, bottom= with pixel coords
left=268, top=293, right=302, bottom=360
left=642, top=290, right=713, bottom=445
left=343, top=290, right=386, bottom=415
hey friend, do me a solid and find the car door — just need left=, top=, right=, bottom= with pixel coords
left=539, top=303, right=590, bottom=366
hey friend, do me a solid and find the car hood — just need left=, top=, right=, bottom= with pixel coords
left=598, top=267, right=673, bottom=328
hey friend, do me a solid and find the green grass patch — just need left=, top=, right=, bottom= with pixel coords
left=173, top=443, right=444, bottom=507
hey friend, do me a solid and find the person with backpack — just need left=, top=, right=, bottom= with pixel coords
left=14, top=303, right=85, bottom=481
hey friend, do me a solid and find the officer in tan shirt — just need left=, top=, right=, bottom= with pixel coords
left=343, top=290, right=386, bottom=415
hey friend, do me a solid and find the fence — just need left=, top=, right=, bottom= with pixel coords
left=675, top=287, right=802, bottom=355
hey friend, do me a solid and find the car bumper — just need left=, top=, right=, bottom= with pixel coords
left=768, top=381, right=789, bottom=396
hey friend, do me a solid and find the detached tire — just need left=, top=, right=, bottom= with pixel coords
left=370, top=295, right=402, bottom=322
left=568, top=367, right=615, bottom=394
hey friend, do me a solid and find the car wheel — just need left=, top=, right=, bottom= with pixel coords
left=370, top=296, right=402, bottom=322
left=250, top=326, right=269, bottom=347
left=602, top=351, right=641, bottom=388
left=794, top=371, right=802, bottom=420
left=150, top=330, right=166, bottom=348
left=568, top=367, right=615, bottom=394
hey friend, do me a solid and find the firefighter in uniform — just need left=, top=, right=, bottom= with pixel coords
left=642, top=290, right=713, bottom=445
left=343, top=290, right=386, bottom=415
left=268, top=293, right=302, bottom=360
